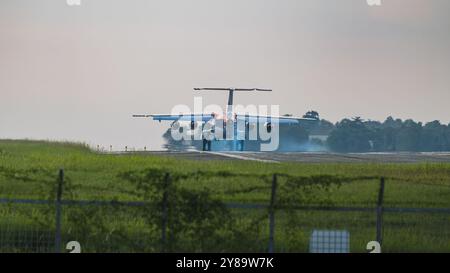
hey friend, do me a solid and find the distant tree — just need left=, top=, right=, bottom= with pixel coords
left=365, top=120, right=383, bottom=130
left=383, top=116, right=403, bottom=129
left=395, top=119, right=422, bottom=152
left=378, top=117, right=401, bottom=151
left=311, top=119, right=335, bottom=135
left=303, top=111, right=320, bottom=120
left=320, top=119, right=335, bottom=129
left=327, top=118, right=372, bottom=153
left=420, top=121, right=448, bottom=151
left=446, top=124, right=450, bottom=151
left=364, top=120, right=384, bottom=151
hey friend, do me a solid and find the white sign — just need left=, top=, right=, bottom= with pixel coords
left=309, top=230, right=350, bottom=253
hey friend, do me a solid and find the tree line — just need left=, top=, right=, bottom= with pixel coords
left=322, top=117, right=450, bottom=153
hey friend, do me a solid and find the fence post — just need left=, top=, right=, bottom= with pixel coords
left=161, top=173, right=170, bottom=252
left=268, top=174, right=277, bottom=253
left=55, top=169, right=64, bottom=253
left=376, top=177, right=385, bottom=247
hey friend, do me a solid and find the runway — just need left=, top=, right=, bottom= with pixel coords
left=123, top=151, right=450, bottom=163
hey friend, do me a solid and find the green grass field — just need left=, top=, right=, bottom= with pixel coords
left=0, top=139, right=449, bottom=253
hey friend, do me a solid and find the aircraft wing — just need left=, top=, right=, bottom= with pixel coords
left=236, top=114, right=318, bottom=125
left=133, top=113, right=318, bottom=124
left=133, top=113, right=215, bottom=122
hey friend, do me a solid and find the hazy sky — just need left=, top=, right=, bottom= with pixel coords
left=1, top=0, right=449, bottom=150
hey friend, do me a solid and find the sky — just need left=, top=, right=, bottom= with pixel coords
left=1, top=0, right=449, bottom=150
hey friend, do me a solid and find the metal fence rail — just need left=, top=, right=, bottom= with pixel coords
left=2, top=199, right=450, bottom=213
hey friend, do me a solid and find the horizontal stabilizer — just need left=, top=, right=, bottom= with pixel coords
left=194, top=87, right=272, bottom=92
left=132, top=114, right=152, bottom=118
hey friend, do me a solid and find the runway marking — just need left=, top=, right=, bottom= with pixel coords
left=201, top=151, right=279, bottom=163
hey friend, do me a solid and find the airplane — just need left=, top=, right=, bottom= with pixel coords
left=133, top=88, right=318, bottom=151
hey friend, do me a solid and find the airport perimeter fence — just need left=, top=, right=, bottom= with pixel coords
left=0, top=169, right=449, bottom=253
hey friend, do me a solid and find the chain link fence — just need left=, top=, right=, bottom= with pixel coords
left=0, top=169, right=449, bottom=253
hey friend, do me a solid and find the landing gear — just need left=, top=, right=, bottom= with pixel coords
left=202, top=139, right=212, bottom=151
